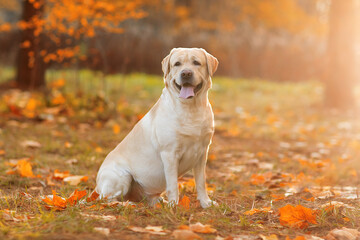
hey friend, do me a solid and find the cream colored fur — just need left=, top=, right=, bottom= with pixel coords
left=95, top=48, right=218, bottom=208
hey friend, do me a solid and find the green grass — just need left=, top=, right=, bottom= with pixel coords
left=0, top=68, right=360, bottom=239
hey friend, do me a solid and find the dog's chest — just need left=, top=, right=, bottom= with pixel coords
left=176, top=117, right=214, bottom=175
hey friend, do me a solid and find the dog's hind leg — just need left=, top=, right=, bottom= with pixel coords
left=95, top=166, right=132, bottom=200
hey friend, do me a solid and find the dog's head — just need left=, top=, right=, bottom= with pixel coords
left=162, top=48, right=218, bottom=100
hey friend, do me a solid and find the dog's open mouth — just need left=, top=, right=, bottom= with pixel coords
left=174, top=82, right=203, bottom=99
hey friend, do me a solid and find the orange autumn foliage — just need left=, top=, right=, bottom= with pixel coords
left=16, top=159, right=35, bottom=178
left=42, top=190, right=67, bottom=211
left=286, top=236, right=306, bottom=240
left=53, top=169, right=70, bottom=180
left=244, top=207, right=272, bottom=215
left=11, top=0, right=147, bottom=66
left=87, top=190, right=100, bottom=202
left=189, top=222, right=217, bottom=234
left=42, top=189, right=87, bottom=210
left=178, top=195, right=190, bottom=209
left=6, top=158, right=36, bottom=178
left=67, top=189, right=87, bottom=206
left=279, top=205, right=317, bottom=229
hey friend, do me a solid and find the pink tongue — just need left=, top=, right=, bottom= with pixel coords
left=179, top=86, right=195, bottom=99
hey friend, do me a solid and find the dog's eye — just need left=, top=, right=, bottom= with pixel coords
left=174, top=62, right=181, bottom=66
left=193, top=60, right=201, bottom=66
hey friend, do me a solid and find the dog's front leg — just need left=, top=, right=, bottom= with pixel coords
left=160, top=151, right=179, bottom=206
left=193, top=155, right=217, bottom=208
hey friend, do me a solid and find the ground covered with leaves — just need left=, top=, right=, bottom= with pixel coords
left=0, top=73, right=360, bottom=240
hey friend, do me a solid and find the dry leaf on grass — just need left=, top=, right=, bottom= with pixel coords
left=80, top=213, right=116, bottom=221
left=260, top=234, right=279, bottom=240
left=67, top=189, right=87, bottom=206
left=87, top=190, right=100, bottom=202
left=172, top=230, right=202, bottom=240
left=41, top=189, right=87, bottom=211
left=94, top=227, right=110, bottom=236
left=179, top=195, right=190, bottom=209
left=285, top=236, right=306, bottom=240
left=325, top=227, right=360, bottom=240
left=46, top=175, right=57, bottom=186
left=53, top=169, right=71, bottom=180
left=52, top=170, right=88, bottom=185
left=321, top=201, right=354, bottom=212
left=128, top=225, right=170, bottom=235
left=1, top=209, right=32, bottom=222
left=63, top=175, right=88, bottom=185
left=250, top=173, right=266, bottom=185
left=279, top=205, right=317, bottom=229
left=65, top=158, right=78, bottom=165
left=42, top=190, right=67, bottom=211
left=113, top=123, right=121, bottom=134
left=189, top=222, right=217, bottom=234
left=21, top=140, right=41, bottom=148
left=100, top=201, right=136, bottom=208
left=6, top=158, right=36, bottom=178
left=244, top=207, right=272, bottom=215
left=0, top=149, right=5, bottom=155
left=20, top=192, right=33, bottom=200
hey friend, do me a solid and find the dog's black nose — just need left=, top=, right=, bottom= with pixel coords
left=181, top=69, right=193, bottom=80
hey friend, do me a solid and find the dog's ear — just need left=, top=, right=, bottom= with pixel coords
left=161, top=49, right=175, bottom=79
left=201, top=49, right=219, bottom=77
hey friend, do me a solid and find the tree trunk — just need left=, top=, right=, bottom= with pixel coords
left=325, top=0, right=357, bottom=109
left=16, top=0, right=46, bottom=90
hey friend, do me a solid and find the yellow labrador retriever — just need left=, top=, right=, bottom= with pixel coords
left=95, top=48, right=218, bottom=208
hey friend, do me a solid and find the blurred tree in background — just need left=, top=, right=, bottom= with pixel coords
left=6, top=0, right=146, bottom=89
left=325, top=0, right=357, bottom=109
left=0, top=0, right=359, bottom=108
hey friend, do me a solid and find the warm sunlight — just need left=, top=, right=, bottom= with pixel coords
left=0, top=0, right=359, bottom=239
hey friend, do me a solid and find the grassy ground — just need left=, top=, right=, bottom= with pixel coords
left=0, top=71, right=359, bottom=239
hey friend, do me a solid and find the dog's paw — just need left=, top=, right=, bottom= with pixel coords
left=200, top=199, right=218, bottom=208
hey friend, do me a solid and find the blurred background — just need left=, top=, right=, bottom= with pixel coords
left=0, top=0, right=359, bottom=109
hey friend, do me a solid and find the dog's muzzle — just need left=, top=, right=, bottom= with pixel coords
left=174, top=81, right=203, bottom=99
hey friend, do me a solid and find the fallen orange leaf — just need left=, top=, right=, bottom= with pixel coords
left=172, top=229, right=202, bottom=240
left=128, top=225, right=170, bottom=235
left=42, top=189, right=87, bottom=210
left=87, top=190, right=100, bottom=202
left=95, top=147, right=103, bottom=153
left=112, top=123, right=121, bottom=134
left=17, top=159, right=36, bottom=178
left=244, top=207, right=272, bottom=215
left=42, top=190, right=67, bottom=211
left=0, top=149, right=5, bottom=155
left=53, top=169, right=70, bottom=180
left=179, top=195, right=190, bottom=209
left=189, top=222, right=216, bottom=234
left=178, top=178, right=195, bottom=192
left=67, top=189, right=87, bottom=206
left=271, top=194, right=285, bottom=201
left=279, top=205, right=317, bottom=229
left=250, top=174, right=271, bottom=185
left=64, top=141, right=73, bottom=148
left=63, top=175, right=88, bottom=185
left=6, top=158, right=36, bottom=178
left=286, top=236, right=306, bottom=240
left=178, top=225, right=190, bottom=230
